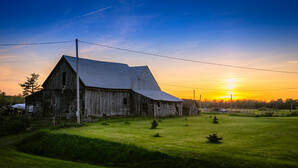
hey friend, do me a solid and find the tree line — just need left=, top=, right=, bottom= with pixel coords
left=0, top=90, right=24, bottom=106
left=201, top=98, right=298, bottom=110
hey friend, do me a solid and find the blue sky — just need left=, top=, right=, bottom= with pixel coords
left=0, top=0, right=298, bottom=99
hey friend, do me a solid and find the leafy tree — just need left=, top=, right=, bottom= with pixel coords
left=19, top=73, right=42, bottom=97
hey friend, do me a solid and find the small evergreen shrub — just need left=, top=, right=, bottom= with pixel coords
left=184, top=124, right=189, bottom=127
left=124, top=121, right=130, bottom=124
left=213, top=116, right=219, bottom=124
left=153, top=133, right=160, bottom=137
left=290, top=111, right=297, bottom=116
left=264, top=111, right=274, bottom=117
left=206, top=133, right=222, bottom=143
left=151, top=119, right=158, bottom=129
left=157, top=119, right=162, bottom=122
left=50, top=123, right=84, bottom=130
left=102, top=122, right=109, bottom=125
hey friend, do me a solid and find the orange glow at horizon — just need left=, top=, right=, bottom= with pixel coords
left=1, top=54, right=298, bottom=102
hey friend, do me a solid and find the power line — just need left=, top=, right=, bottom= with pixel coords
left=0, top=40, right=73, bottom=46
left=79, top=40, right=298, bottom=75
left=159, top=82, right=298, bottom=92
left=0, top=59, right=57, bottom=64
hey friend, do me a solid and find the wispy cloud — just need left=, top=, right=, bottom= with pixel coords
left=77, top=6, right=112, bottom=19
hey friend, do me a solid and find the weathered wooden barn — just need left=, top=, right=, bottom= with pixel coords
left=25, top=55, right=183, bottom=118
left=182, top=99, right=200, bottom=115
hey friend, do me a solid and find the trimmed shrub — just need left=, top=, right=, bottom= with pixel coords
left=153, top=133, right=160, bottom=137
left=206, top=133, right=222, bottom=143
left=151, top=119, right=158, bottom=129
left=213, top=116, right=219, bottom=124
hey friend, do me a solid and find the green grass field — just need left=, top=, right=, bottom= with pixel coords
left=1, top=114, right=297, bottom=168
left=52, top=115, right=298, bottom=167
left=0, top=133, right=108, bottom=168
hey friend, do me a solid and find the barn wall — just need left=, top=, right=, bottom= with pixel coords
left=131, top=92, right=154, bottom=116
left=132, top=67, right=160, bottom=90
left=84, top=88, right=131, bottom=117
left=154, top=101, right=182, bottom=117
left=43, top=89, right=84, bottom=118
left=43, top=57, right=84, bottom=90
left=25, top=90, right=43, bottom=117
left=131, top=92, right=182, bottom=117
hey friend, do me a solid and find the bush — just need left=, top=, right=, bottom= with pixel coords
left=264, top=111, right=274, bottom=117
left=213, top=116, right=219, bottom=124
left=102, top=121, right=109, bottom=125
left=0, top=116, right=28, bottom=136
left=184, top=124, right=189, bottom=127
left=124, top=121, right=130, bottom=124
left=50, top=123, right=84, bottom=130
left=153, top=133, right=160, bottom=137
left=150, top=119, right=158, bottom=129
left=206, top=133, right=222, bottom=143
left=290, top=111, right=297, bottom=116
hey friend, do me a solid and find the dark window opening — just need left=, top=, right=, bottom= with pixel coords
left=157, top=102, right=160, bottom=107
left=123, top=98, right=127, bottom=105
left=62, top=72, right=66, bottom=86
left=142, top=103, right=148, bottom=113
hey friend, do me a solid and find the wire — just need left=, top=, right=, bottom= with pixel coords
left=79, top=40, right=298, bottom=75
left=0, top=40, right=73, bottom=46
left=159, top=82, right=298, bottom=92
left=0, top=59, right=57, bottom=64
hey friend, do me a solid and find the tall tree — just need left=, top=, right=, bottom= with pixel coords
left=19, top=73, right=42, bottom=97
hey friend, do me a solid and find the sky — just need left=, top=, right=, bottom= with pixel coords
left=0, top=0, right=298, bottom=101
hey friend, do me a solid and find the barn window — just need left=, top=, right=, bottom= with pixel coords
left=157, top=102, right=160, bottom=107
left=62, top=72, right=66, bottom=86
left=123, top=98, right=127, bottom=105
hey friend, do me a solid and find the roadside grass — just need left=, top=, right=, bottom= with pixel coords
left=0, top=147, right=106, bottom=168
left=0, top=133, right=108, bottom=168
left=51, top=115, right=298, bottom=168
left=16, top=131, right=217, bottom=168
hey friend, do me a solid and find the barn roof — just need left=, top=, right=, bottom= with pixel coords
left=133, top=89, right=183, bottom=102
left=63, top=55, right=182, bottom=102
left=64, top=55, right=131, bottom=89
left=130, top=66, right=146, bottom=83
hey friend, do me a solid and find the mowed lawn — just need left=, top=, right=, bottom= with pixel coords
left=53, top=115, right=298, bottom=167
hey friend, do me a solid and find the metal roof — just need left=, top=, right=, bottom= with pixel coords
left=63, top=55, right=182, bottom=102
left=133, top=89, right=183, bottom=102
left=64, top=55, right=131, bottom=89
left=130, top=66, right=146, bottom=83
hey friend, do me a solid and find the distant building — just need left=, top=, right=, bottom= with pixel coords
left=182, top=99, right=200, bottom=115
left=25, top=55, right=183, bottom=118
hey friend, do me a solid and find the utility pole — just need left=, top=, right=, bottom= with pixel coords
left=193, top=90, right=195, bottom=100
left=230, top=94, right=232, bottom=113
left=199, top=94, right=202, bottom=112
left=76, top=39, right=80, bottom=124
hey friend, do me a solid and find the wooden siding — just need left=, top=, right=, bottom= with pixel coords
left=154, top=101, right=182, bottom=117
left=43, top=57, right=84, bottom=90
left=84, top=88, right=131, bottom=117
left=132, top=92, right=182, bottom=117
left=43, top=89, right=84, bottom=117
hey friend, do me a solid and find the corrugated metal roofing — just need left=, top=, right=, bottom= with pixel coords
left=64, top=55, right=131, bottom=89
left=133, top=89, right=183, bottom=102
left=63, top=55, right=182, bottom=102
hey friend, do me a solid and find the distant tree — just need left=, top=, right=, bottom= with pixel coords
left=19, top=73, right=42, bottom=97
